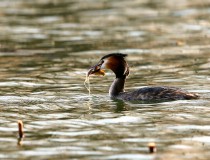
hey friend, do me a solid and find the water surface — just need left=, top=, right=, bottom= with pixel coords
left=1, top=0, right=210, bottom=160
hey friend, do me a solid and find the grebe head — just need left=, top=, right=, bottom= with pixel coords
left=88, top=53, right=129, bottom=78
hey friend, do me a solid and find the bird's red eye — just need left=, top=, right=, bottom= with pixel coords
left=95, top=66, right=100, bottom=70
left=98, top=60, right=104, bottom=67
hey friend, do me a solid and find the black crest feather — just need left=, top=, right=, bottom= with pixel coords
left=101, top=53, right=127, bottom=60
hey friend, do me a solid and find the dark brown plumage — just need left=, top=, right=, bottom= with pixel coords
left=87, top=53, right=199, bottom=101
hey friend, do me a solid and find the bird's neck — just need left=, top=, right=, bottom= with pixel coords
left=109, top=76, right=126, bottom=97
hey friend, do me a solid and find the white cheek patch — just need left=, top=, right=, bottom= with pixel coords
left=101, top=59, right=108, bottom=69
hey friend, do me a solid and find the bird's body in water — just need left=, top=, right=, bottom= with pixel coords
left=87, top=53, right=199, bottom=101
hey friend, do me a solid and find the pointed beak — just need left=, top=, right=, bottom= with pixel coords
left=87, top=64, right=105, bottom=76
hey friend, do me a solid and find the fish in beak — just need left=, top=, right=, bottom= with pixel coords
left=87, top=64, right=105, bottom=76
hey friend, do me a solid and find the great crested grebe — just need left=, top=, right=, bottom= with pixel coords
left=87, top=53, right=199, bottom=101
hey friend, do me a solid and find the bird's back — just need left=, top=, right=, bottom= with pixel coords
left=117, top=86, right=199, bottom=101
